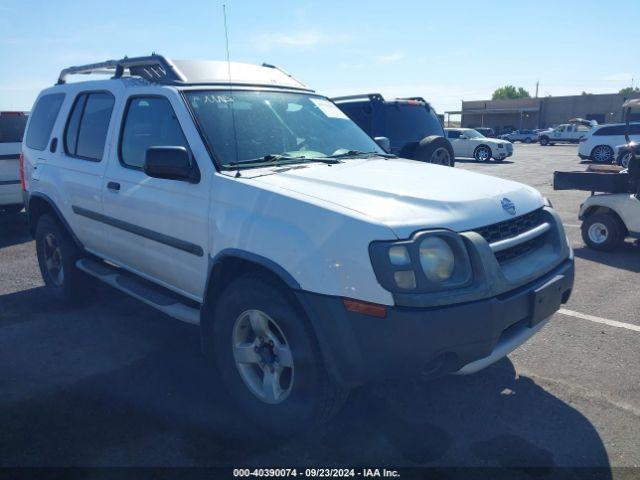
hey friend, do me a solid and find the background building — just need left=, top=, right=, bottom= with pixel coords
left=446, top=92, right=640, bottom=135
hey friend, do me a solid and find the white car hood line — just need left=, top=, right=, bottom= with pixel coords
left=251, top=158, right=544, bottom=238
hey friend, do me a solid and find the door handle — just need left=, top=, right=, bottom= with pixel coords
left=107, top=181, right=120, bottom=191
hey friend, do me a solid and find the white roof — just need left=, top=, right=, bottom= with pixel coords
left=57, top=55, right=312, bottom=92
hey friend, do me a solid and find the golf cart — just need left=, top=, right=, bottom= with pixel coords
left=553, top=100, right=640, bottom=251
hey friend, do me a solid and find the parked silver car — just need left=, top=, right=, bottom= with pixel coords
left=500, top=129, right=539, bottom=143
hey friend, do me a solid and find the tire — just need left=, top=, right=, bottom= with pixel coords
left=211, top=274, right=348, bottom=434
left=35, top=214, right=87, bottom=303
left=581, top=213, right=625, bottom=251
left=412, top=136, right=455, bottom=167
left=616, top=151, right=634, bottom=169
left=474, top=145, right=492, bottom=162
left=591, top=145, right=614, bottom=164
left=539, top=136, right=549, bottom=146
left=524, top=137, right=532, bottom=144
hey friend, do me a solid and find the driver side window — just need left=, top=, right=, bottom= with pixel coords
left=119, top=96, right=191, bottom=169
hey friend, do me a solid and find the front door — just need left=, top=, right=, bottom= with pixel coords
left=101, top=92, right=210, bottom=301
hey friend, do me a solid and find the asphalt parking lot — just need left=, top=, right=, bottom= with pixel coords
left=0, top=144, right=638, bottom=475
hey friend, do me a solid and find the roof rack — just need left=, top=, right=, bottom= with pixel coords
left=332, top=93, right=385, bottom=103
left=57, top=54, right=187, bottom=85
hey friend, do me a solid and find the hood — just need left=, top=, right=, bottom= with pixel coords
left=251, top=158, right=544, bottom=238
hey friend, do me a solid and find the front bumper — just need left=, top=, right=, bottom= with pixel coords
left=296, top=257, right=574, bottom=387
left=578, top=153, right=590, bottom=160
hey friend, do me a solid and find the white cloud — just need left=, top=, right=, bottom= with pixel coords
left=375, top=52, right=406, bottom=64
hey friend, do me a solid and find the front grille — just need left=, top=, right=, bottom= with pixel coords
left=494, top=232, right=547, bottom=263
left=473, top=208, right=545, bottom=244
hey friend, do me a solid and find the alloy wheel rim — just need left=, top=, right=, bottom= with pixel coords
left=431, top=147, right=451, bottom=166
left=232, top=309, right=294, bottom=404
left=621, top=153, right=633, bottom=169
left=476, top=147, right=490, bottom=161
left=588, top=222, right=609, bottom=244
left=43, top=233, right=64, bottom=286
left=594, top=146, right=611, bottom=162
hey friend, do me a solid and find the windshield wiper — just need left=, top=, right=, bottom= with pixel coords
left=226, top=154, right=340, bottom=169
left=325, top=150, right=397, bottom=159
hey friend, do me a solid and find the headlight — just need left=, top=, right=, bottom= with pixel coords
left=419, top=237, right=455, bottom=281
left=369, top=230, right=472, bottom=293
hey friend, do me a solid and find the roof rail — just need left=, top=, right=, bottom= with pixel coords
left=57, top=54, right=187, bottom=85
left=261, top=63, right=307, bottom=89
left=331, top=93, right=385, bottom=103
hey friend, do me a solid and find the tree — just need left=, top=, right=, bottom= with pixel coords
left=619, top=86, right=640, bottom=95
left=492, top=85, right=531, bottom=100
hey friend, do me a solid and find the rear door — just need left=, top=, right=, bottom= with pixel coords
left=101, top=91, right=210, bottom=301
left=0, top=112, right=28, bottom=206
left=54, top=89, right=117, bottom=254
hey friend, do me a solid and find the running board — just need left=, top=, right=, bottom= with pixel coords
left=76, top=258, right=201, bottom=325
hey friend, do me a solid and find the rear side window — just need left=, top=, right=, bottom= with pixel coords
left=594, top=125, right=625, bottom=136
left=120, top=97, right=190, bottom=169
left=25, top=93, right=65, bottom=151
left=0, top=113, right=28, bottom=143
left=64, top=92, right=115, bottom=161
left=384, top=104, right=444, bottom=141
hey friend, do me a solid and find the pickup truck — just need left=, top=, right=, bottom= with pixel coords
left=21, top=55, right=575, bottom=434
left=538, top=122, right=592, bottom=146
left=0, top=111, right=28, bottom=214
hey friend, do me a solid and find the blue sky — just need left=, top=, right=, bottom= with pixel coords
left=0, top=0, right=638, bottom=115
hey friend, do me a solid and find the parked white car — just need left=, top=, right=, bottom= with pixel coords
left=22, top=55, right=574, bottom=434
left=0, top=111, right=28, bottom=214
left=445, top=128, right=513, bottom=162
left=538, top=123, right=591, bottom=146
left=578, top=122, right=640, bottom=164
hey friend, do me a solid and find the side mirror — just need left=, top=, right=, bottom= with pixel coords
left=144, top=146, right=199, bottom=183
left=374, top=136, right=391, bottom=152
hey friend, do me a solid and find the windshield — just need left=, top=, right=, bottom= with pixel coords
left=463, top=129, right=484, bottom=139
left=185, top=90, right=385, bottom=168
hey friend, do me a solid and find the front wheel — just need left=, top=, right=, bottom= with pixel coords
left=524, top=137, right=532, bottom=144
left=474, top=145, right=492, bottom=162
left=539, top=136, right=549, bottom=146
left=617, top=151, right=634, bottom=169
left=581, top=213, right=625, bottom=251
left=211, top=274, right=347, bottom=434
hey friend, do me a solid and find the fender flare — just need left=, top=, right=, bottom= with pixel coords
left=27, top=192, right=84, bottom=249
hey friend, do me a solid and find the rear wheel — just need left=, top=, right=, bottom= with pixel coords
left=474, top=145, right=492, bottom=162
left=581, top=213, right=625, bottom=251
left=211, top=274, right=347, bottom=434
left=524, top=137, right=532, bottom=144
left=591, top=145, right=614, bottom=164
left=35, top=214, right=88, bottom=303
left=412, top=136, right=455, bottom=167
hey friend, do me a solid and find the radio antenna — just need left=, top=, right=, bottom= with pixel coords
left=222, top=4, right=241, bottom=176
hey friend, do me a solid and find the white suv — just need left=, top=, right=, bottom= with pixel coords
left=22, top=55, right=574, bottom=433
left=578, top=122, right=640, bottom=164
left=0, top=111, right=28, bottom=214
left=445, top=128, right=513, bottom=162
